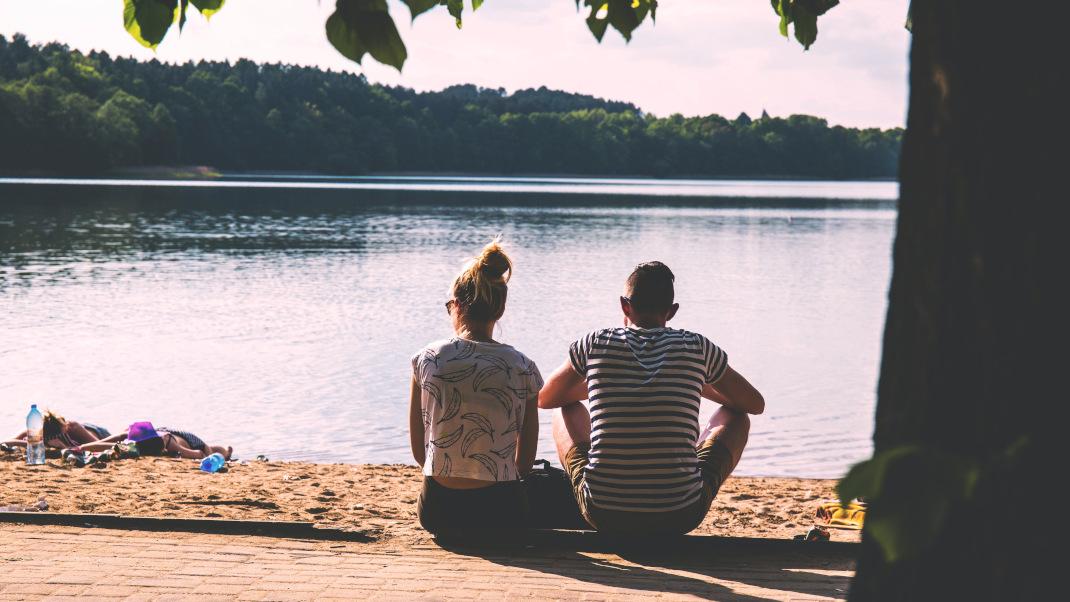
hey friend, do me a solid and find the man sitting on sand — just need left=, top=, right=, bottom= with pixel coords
left=538, top=262, right=765, bottom=535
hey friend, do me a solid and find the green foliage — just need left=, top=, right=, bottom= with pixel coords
left=576, top=1, right=658, bottom=43
left=117, top=1, right=835, bottom=70
left=189, top=0, right=224, bottom=19
left=123, top=0, right=177, bottom=49
left=771, top=0, right=839, bottom=50
left=837, top=441, right=1041, bottom=564
left=0, top=35, right=901, bottom=177
left=122, top=0, right=224, bottom=48
left=326, top=0, right=407, bottom=71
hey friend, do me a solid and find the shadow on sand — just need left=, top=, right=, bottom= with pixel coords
left=435, top=531, right=855, bottom=601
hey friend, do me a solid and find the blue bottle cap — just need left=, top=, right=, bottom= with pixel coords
left=30, top=404, right=37, bottom=409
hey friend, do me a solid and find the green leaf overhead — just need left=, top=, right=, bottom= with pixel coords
left=576, top=1, right=657, bottom=43
left=771, top=0, right=839, bottom=50
left=117, top=0, right=840, bottom=69
left=326, top=0, right=408, bottom=71
left=123, top=0, right=178, bottom=49
left=190, top=0, right=225, bottom=19
left=401, top=0, right=441, bottom=21
left=446, top=0, right=464, bottom=28
left=178, top=0, right=189, bottom=31
left=124, top=0, right=226, bottom=48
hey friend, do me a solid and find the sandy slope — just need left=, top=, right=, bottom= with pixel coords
left=0, top=453, right=859, bottom=546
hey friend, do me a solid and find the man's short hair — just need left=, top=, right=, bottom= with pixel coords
left=625, top=262, right=675, bottom=314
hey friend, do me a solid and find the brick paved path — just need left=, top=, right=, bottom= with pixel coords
left=0, top=525, right=853, bottom=601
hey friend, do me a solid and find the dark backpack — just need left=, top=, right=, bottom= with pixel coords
left=522, top=459, right=590, bottom=530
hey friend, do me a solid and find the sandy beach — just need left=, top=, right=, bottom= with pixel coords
left=0, top=451, right=859, bottom=547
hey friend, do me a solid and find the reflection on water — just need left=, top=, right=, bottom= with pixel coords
left=0, top=178, right=896, bottom=478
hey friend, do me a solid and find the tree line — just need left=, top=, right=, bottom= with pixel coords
left=0, top=34, right=901, bottom=178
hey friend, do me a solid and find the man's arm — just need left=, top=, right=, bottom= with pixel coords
left=538, top=361, right=588, bottom=409
left=700, top=384, right=730, bottom=405
left=703, top=365, right=765, bottom=415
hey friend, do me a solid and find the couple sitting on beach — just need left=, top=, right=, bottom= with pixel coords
left=411, top=239, right=764, bottom=536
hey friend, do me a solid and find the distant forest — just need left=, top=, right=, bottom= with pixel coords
left=0, top=34, right=902, bottom=178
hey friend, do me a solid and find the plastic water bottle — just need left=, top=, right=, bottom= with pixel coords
left=200, top=453, right=226, bottom=473
left=25, top=404, right=45, bottom=466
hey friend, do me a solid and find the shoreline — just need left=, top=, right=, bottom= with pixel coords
left=0, top=168, right=899, bottom=184
left=1, top=454, right=860, bottom=547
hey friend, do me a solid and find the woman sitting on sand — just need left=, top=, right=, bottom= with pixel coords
left=1, top=410, right=111, bottom=451
left=409, top=238, right=543, bottom=534
left=74, top=423, right=231, bottom=460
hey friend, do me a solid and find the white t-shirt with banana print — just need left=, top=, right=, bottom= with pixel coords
left=412, top=337, right=544, bottom=482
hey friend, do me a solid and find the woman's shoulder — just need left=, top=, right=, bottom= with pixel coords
left=412, top=338, right=461, bottom=362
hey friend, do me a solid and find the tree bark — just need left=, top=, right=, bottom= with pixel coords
left=851, top=2, right=1062, bottom=600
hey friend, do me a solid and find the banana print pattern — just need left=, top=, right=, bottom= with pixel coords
left=482, top=387, right=515, bottom=417
left=472, top=365, right=502, bottom=390
left=434, top=364, right=477, bottom=383
left=421, top=381, right=442, bottom=408
left=412, top=337, right=543, bottom=481
left=490, top=440, right=517, bottom=460
left=469, top=453, right=499, bottom=480
left=430, top=424, right=463, bottom=448
left=461, top=413, right=495, bottom=440
left=437, top=388, right=462, bottom=424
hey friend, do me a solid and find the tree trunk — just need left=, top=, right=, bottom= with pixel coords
left=851, top=2, right=1061, bottom=600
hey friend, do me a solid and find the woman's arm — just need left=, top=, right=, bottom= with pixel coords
left=409, top=375, right=426, bottom=467
left=514, top=393, right=540, bottom=477
left=537, top=361, right=588, bottom=409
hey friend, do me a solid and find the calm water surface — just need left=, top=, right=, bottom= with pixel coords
left=0, top=177, right=897, bottom=478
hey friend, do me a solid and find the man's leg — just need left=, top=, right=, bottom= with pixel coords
left=552, top=402, right=591, bottom=468
left=698, top=407, right=750, bottom=474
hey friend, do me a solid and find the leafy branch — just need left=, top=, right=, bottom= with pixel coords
left=769, top=0, right=840, bottom=50
left=120, top=0, right=838, bottom=72
left=838, top=437, right=1029, bottom=563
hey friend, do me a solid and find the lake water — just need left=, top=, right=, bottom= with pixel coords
left=0, top=176, right=897, bottom=478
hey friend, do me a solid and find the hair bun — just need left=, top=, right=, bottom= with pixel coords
left=477, top=238, right=511, bottom=282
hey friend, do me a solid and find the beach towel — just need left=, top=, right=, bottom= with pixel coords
left=816, top=500, right=866, bottom=530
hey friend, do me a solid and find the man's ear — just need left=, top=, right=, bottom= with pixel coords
left=666, top=303, right=680, bottom=322
left=620, top=296, right=632, bottom=320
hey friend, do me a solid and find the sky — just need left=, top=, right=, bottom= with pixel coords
left=0, top=1, right=911, bottom=128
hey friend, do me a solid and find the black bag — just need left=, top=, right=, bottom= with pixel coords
left=522, top=459, right=590, bottom=530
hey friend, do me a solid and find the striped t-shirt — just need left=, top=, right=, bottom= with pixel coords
left=569, top=326, right=728, bottom=513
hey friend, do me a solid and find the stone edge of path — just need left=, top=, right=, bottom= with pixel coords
left=0, top=512, right=860, bottom=557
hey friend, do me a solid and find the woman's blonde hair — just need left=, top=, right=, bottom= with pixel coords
left=451, top=237, right=512, bottom=322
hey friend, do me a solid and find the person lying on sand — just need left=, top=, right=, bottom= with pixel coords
left=409, top=238, right=543, bottom=534
left=2, top=410, right=111, bottom=451
left=75, top=423, right=231, bottom=460
left=538, top=261, right=765, bottom=536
